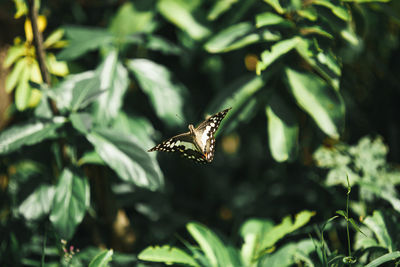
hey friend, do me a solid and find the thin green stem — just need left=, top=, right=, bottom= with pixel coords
left=41, top=222, right=47, bottom=267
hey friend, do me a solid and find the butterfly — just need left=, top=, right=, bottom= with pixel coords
left=148, top=108, right=231, bottom=163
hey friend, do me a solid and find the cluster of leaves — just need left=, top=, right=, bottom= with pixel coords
left=1, top=0, right=400, bottom=266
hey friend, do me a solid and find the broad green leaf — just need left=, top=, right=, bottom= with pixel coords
left=19, top=184, right=55, bottom=220
left=258, top=211, right=315, bottom=256
left=257, top=37, right=301, bottom=74
left=93, top=50, right=128, bottom=123
left=255, top=12, right=293, bottom=28
left=297, top=7, right=318, bottom=21
left=187, top=222, right=236, bottom=267
left=205, top=22, right=280, bottom=53
left=0, top=117, right=66, bottom=155
left=300, top=26, right=334, bottom=39
left=109, top=2, right=156, bottom=36
left=263, top=0, right=285, bottom=14
left=145, top=35, right=182, bottom=55
left=363, top=211, right=392, bottom=251
left=240, top=218, right=274, bottom=266
left=5, top=57, right=28, bottom=93
left=87, top=128, right=163, bottom=191
left=158, top=0, right=210, bottom=40
left=57, top=26, right=114, bottom=60
left=284, top=68, right=345, bottom=139
left=88, top=249, right=113, bottom=267
left=266, top=95, right=298, bottom=162
left=207, top=0, right=238, bottom=21
left=364, top=251, right=400, bottom=267
left=4, top=44, right=25, bottom=67
left=138, top=245, right=199, bottom=267
left=313, top=0, right=350, bottom=21
left=260, top=240, right=315, bottom=266
left=127, top=59, right=185, bottom=127
left=78, top=150, right=104, bottom=166
left=48, top=71, right=103, bottom=112
left=70, top=112, right=93, bottom=135
left=50, top=168, right=90, bottom=239
left=336, top=210, right=347, bottom=218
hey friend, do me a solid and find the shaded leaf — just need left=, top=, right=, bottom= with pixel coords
left=57, top=26, right=114, bottom=60
left=364, top=251, right=400, bottom=267
left=284, top=68, right=345, bottom=139
left=49, top=167, right=90, bottom=239
left=138, top=245, right=199, bottom=267
left=0, top=117, right=66, bottom=155
left=363, top=211, right=393, bottom=251
left=127, top=59, right=185, bottom=127
left=207, top=0, right=238, bottom=21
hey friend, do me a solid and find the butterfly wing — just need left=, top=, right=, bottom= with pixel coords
left=194, top=108, right=231, bottom=162
left=148, top=132, right=207, bottom=163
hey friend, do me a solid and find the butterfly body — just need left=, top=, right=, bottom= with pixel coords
left=148, top=108, right=231, bottom=163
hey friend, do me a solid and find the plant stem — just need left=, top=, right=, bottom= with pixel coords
left=27, top=0, right=51, bottom=86
left=346, top=179, right=352, bottom=265
left=41, top=222, right=47, bottom=267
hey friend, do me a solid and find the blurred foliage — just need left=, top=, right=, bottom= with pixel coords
left=1, top=0, right=400, bottom=266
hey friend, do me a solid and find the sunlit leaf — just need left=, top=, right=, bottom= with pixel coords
left=266, top=94, right=298, bottom=162
left=43, top=29, right=65, bottom=49
left=205, top=22, right=280, bottom=53
left=87, top=127, right=164, bottom=191
left=255, top=12, right=293, bottom=28
left=88, top=249, right=113, bottom=267
left=158, top=0, right=210, bottom=40
left=93, top=50, right=128, bottom=123
left=0, top=116, right=66, bottom=155
left=207, top=0, right=238, bottom=21
left=257, top=37, right=301, bottom=74
left=127, top=58, right=186, bottom=127
left=313, top=0, right=350, bottom=21
left=19, top=184, right=55, bottom=220
left=364, top=251, right=400, bottom=267
left=363, top=211, right=393, bottom=251
left=284, top=68, right=345, bottom=139
left=50, top=167, right=90, bottom=239
left=4, top=45, right=25, bottom=68
left=6, top=57, right=28, bottom=93
left=263, top=0, right=285, bottom=14
left=187, top=222, right=237, bottom=267
left=138, top=245, right=199, bottom=267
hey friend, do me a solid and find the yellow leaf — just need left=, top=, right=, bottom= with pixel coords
left=25, top=16, right=47, bottom=43
left=28, top=89, right=42, bottom=108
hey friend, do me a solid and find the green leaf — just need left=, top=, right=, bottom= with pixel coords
left=336, top=210, right=347, bottom=218
left=5, top=57, right=28, bottom=93
left=255, top=12, right=293, bottom=28
left=78, top=150, right=104, bottom=166
left=145, top=35, right=182, bottom=55
left=15, top=74, right=31, bottom=111
left=0, top=117, right=66, bottom=155
left=49, top=167, right=90, bottom=239
left=57, top=26, right=114, bottom=60
left=157, top=0, right=210, bottom=40
left=93, top=50, right=128, bottom=123
left=127, top=59, right=186, bottom=127
left=313, top=0, right=350, bottom=21
left=46, top=53, right=69, bottom=77
left=348, top=218, right=366, bottom=237
left=88, top=249, right=113, bottom=267
left=187, top=222, right=237, bottom=267
left=109, top=2, right=155, bottom=36
left=257, top=37, right=301, bottom=73
left=87, top=128, right=164, bottom=191
left=138, top=245, right=199, bottom=267
left=205, top=22, right=280, bottom=53
left=4, top=44, right=25, bottom=68
left=48, top=71, right=103, bottom=112
left=43, top=29, right=65, bottom=49
left=342, top=0, right=390, bottom=2
left=284, top=68, right=345, bottom=139
left=207, top=0, right=238, bottom=21
left=266, top=94, right=298, bottom=162
left=263, top=0, right=285, bottom=14
left=70, top=112, right=93, bottom=135
left=19, top=184, right=55, bottom=220
left=363, top=211, right=393, bottom=251
left=364, top=251, right=400, bottom=267
left=240, top=218, right=274, bottom=265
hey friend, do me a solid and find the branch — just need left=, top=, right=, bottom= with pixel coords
left=27, top=0, right=51, bottom=86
